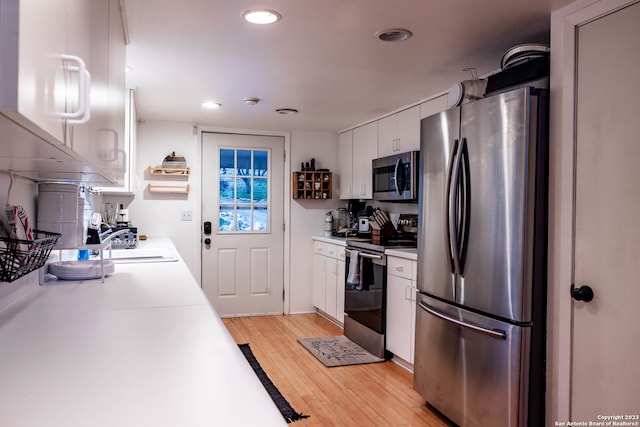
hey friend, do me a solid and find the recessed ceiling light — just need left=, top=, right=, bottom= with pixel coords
left=242, top=9, right=281, bottom=25
left=202, top=101, right=222, bottom=109
left=375, top=28, right=413, bottom=42
left=275, top=108, right=298, bottom=115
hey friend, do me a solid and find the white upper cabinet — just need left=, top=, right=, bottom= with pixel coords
left=377, top=105, right=420, bottom=157
left=0, top=0, right=126, bottom=184
left=338, top=122, right=378, bottom=200
left=419, top=94, right=448, bottom=120
left=352, top=121, right=378, bottom=199
left=2, top=0, right=68, bottom=143
left=338, top=130, right=353, bottom=199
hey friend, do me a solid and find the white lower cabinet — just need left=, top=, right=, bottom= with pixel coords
left=386, top=255, right=417, bottom=364
left=312, top=240, right=346, bottom=323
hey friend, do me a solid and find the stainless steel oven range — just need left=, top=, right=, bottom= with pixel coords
left=344, top=236, right=416, bottom=359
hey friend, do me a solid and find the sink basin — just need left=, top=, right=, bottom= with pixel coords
left=94, top=247, right=179, bottom=264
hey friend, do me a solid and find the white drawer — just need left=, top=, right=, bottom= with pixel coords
left=387, top=256, right=416, bottom=280
left=314, top=241, right=344, bottom=260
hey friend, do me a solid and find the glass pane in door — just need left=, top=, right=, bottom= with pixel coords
left=218, top=148, right=270, bottom=232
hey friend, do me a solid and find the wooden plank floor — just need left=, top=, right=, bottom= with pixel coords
left=223, top=314, right=454, bottom=427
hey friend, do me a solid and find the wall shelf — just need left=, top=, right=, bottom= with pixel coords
left=148, top=166, right=190, bottom=176
left=292, top=171, right=332, bottom=199
left=147, top=184, right=190, bottom=194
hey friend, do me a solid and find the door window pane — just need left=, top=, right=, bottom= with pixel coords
left=218, top=149, right=270, bottom=232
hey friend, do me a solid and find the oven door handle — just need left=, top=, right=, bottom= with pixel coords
left=344, top=249, right=384, bottom=260
left=357, top=252, right=384, bottom=260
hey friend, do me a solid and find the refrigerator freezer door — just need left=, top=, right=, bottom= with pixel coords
left=413, top=294, right=530, bottom=427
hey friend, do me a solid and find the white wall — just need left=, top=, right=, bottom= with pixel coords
left=123, top=121, right=201, bottom=278
left=288, top=130, right=342, bottom=313
left=125, top=121, right=343, bottom=314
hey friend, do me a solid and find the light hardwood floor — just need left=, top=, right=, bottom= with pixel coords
left=223, top=313, right=454, bottom=427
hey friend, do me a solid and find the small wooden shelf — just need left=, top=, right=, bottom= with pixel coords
left=147, top=184, right=190, bottom=194
left=149, top=166, right=190, bottom=176
left=292, top=171, right=332, bottom=199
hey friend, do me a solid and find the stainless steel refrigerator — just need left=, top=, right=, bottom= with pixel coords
left=414, top=86, right=548, bottom=427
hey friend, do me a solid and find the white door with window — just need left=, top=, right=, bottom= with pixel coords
left=201, top=132, right=285, bottom=317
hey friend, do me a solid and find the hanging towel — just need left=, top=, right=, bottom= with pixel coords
left=346, top=249, right=363, bottom=290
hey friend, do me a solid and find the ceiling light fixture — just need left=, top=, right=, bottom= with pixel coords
left=242, top=9, right=282, bottom=25
left=201, top=101, right=222, bottom=109
left=375, top=28, right=413, bottom=42
left=275, top=108, right=298, bottom=115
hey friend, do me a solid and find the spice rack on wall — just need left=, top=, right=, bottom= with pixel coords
left=147, top=166, right=190, bottom=194
left=292, top=171, right=332, bottom=199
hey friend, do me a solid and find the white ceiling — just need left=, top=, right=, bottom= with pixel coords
left=122, top=0, right=572, bottom=133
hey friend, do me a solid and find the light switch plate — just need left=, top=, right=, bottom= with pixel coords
left=180, top=210, right=192, bottom=221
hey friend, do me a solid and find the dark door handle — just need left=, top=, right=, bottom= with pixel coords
left=204, top=237, right=211, bottom=245
left=571, top=284, right=594, bottom=302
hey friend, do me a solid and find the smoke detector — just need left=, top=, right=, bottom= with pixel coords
left=375, top=28, right=412, bottom=42
left=243, top=97, right=260, bottom=105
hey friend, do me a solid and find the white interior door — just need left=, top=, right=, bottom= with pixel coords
left=201, top=132, right=285, bottom=317
left=572, top=1, right=640, bottom=418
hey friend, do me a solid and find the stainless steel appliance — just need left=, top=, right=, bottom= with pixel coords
left=372, top=151, right=419, bottom=202
left=414, top=86, right=548, bottom=427
left=344, top=218, right=418, bottom=359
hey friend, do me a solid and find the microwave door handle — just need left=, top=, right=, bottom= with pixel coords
left=393, top=158, right=402, bottom=196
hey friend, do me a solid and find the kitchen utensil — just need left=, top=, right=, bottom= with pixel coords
left=358, top=217, right=370, bottom=233
left=447, top=79, right=488, bottom=108
left=500, top=43, right=549, bottom=69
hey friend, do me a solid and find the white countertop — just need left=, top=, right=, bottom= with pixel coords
left=0, top=238, right=286, bottom=427
left=312, top=235, right=347, bottom=245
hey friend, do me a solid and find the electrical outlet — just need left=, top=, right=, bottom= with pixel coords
left=180, top=210, right=192, bottom=221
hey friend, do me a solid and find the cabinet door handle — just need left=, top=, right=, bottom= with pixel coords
left=61, top=55, right=91, bottom=123
left=100, top=129, right=119, bottom=161
left=116, top=149, right=127, bottom=174
left=395, top=266, right=404, bottom=272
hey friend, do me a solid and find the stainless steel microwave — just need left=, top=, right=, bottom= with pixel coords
left=372, top=151, right=419, bottom=202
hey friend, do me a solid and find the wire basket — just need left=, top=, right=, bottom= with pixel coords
left=0, top=230, right=61, bottom=283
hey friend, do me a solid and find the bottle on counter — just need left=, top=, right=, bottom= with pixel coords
left=324, top=212, right=333, bottom=237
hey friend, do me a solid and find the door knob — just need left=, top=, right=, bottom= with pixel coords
left=571, top=284, right=594, bottom=302
left=204, top=237, right=211, bottom=245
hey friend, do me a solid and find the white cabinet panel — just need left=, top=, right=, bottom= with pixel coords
left=420, top=94, right=448, bottom=120
left=338, top=130, right=353, bottom=199
left=0, top=0, right=126, bottom=184
left=386, top=255, right=417, bottom=364
left=378, top=106, right=420, bottom=157
left=312, top=240, right=346, bottom=323
left=352, top=122, right=377, bottom=199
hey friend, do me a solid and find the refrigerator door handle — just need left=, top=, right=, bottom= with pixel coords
left=418, top=300, right=507, bottom=340
left=457, top=138, right=471, bottom=275
left=444, top=139, right=460, bottom=274
left=449, top=138, right=466, bottom=275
